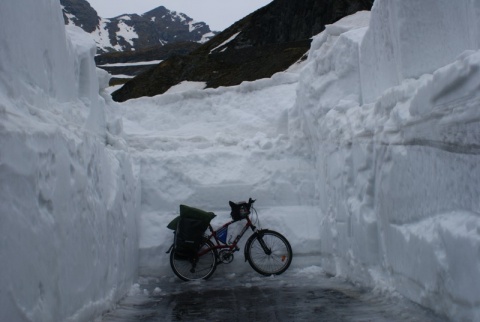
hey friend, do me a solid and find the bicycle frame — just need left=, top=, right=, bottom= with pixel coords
left=198, top=216, right=257, bottom=257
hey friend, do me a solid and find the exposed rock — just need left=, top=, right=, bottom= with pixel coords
left=112, top=0, right=373, bottom=102
left=95, top=42, right=201, bottom=86
left=61, top=0, right=99, bottom=33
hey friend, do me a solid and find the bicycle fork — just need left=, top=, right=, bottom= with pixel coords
left=244, top=229, right=272, bottom=262
left=257, top=231, right=272, bottom=255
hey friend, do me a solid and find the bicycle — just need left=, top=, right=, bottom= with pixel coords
left=166, top=198, right=293, bottom=281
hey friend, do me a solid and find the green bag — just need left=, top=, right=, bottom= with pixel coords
left=167, top=205, right=216, bottom=230
left=166, top=216, right=180, bottom=230
left=167, top=205, right=216, bottom=259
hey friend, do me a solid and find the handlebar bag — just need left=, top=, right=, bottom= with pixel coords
left=229, top=201, right=251, bottom=221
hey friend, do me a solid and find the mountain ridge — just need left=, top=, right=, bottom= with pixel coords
left=112, top=0, right=374, bottom=102
left=61, top=0, right=217, bottom=53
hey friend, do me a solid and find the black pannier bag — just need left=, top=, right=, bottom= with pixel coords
left=229, top=201, right=251, bottom=221
left=167, top=205, right=216, bottom=259
left=174, top=217, right=205, bottom=259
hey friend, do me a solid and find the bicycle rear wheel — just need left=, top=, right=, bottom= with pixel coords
left=170, top=239, right=217, bottom=281
left=246, top=230, right=292, bottom=276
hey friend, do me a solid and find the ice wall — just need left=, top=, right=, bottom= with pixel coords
left=0, top=0, right=140, bottom=321
left=293, top=3, right=480, bottom=321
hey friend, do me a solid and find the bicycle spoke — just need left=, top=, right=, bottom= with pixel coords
left=247, top=231, right=292, bottom=276
left=170, top=240, right=217, bottom=281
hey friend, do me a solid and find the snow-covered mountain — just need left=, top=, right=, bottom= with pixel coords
left=1, top=0, right=480, bottom=321
left=61, top=0, right=216, bottom=53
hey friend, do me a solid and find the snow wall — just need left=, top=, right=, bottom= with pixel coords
left=0, top=0, right=140, bottom=321
left=292, top=1, right=480, bottom=321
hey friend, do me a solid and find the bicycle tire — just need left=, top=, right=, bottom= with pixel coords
left=170, top=239, right=217, bottom=281
left=245, top=229, right=292, bottom=276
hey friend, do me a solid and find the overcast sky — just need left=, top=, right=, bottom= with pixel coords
left=86, top=0, right=273, bottom=31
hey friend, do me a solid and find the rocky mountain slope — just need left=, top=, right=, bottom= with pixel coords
left=112, top=0, right=374, bottom=102
left=61, top=0, right=216, bottom=53
left=95, top=41, right=201, bottom=86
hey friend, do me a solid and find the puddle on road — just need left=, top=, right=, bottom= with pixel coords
left=102, top=263, right=446, bottom=322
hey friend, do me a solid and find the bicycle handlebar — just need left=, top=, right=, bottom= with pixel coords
left=248, top=198, right=256, bottom=205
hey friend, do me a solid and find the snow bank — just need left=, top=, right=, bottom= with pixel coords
left=0, top=0, right=140, bottom=321
left=360, top=0, right=480, bottom=104
left=293, top=3, right=480, bottom=321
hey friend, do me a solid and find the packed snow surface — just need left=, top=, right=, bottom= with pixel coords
left=1, top=0, right=480, bottom=322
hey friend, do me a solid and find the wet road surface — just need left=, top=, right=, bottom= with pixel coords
left=102, top=259, right=446, bottom=322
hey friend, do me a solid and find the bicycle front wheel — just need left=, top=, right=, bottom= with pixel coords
left=246, top=230, right=292, bottom=276
left=170, top=239, right=217, bottom=281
